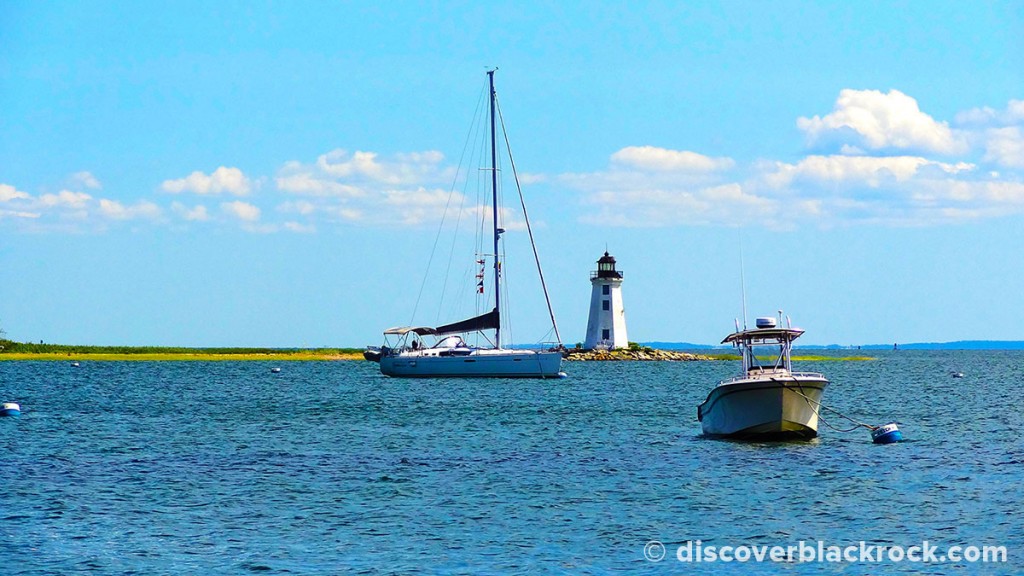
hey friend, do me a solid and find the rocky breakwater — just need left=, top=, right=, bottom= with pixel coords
left=565, top=348, right=713, bottom=361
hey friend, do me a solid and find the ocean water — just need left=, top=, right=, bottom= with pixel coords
left=1, top=351, right=1020, bottom=574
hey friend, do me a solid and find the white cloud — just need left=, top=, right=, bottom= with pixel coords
left=564, top=134, right=1024, bottom=228
left=0, top=183, right=31, bottom=202
left=611, top=146, right=735, bottom=172
left=162, top=167, right=252, bottom=196
left=312, top=148, right=450, bottom=186
left=381, top=187, right=464, bottom=225
left=981, top=127, right=1024, bottom=169
left=317, top=149, right=387, bottom=180
left=381, top=187, right=452, bottom=207
left=221, top=200, right=261, bottom=222
left=797, top=89, right=966, bottom=155
left=753, top=155, right=1024, bottom=226
left=278, top=200, right=317, bottom=215
left=39, top=190, right=92, bottom=208
left=283, top=221, right=316, bottom=233
left=517, top=172, right=548, bottom=185
left=271, top=149, right=465, bottom=227
left=952, top=100, right=1024, bottom=169
left=275, top=172, right=365, bottom=197
left=326, top=206, right=363, bottom=221
left=71, top=171, right=101, bottom=190
left=955, top=99, right=1024, bottom=126
left=579, top=183, right=783, bottom=228
left=1006, top=100, right=1024, bottom=122
left=98, top=199, right=162, bottom=220
left=0, top=209, right=41, bottom=219
left=171, top=202, right=210, bottom=221
left=562, top=146, right=769, bottom=227
left=7, top=89, right=1021, bottom=235
left=764, top=155, right=975, bottom=190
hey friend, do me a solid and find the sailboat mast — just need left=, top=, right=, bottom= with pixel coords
left=488, top=69, right=501, bottom=349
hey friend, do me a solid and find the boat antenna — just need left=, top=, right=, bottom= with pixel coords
left=488, top=69, right=501, bottom=348
left=739, top=232, right=748, bottom=330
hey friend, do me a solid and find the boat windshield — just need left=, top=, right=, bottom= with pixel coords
left=747, top=342, right=786, bottom=371
left=432, top=335, right=469, bottom=349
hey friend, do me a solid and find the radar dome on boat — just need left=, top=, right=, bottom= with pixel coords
left=755, top=317, right=777, bottom=329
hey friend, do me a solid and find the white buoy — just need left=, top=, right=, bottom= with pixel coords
left=1, top=402, right=21, bottom=417
left=871, top=422, right=902, bottom=444
left=270, top=367, right=281, bottom=373
left=71, top=361, right=80, bottom=367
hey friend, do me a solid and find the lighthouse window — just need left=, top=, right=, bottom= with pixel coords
left=602, top=300, right=610, bottom=311
left=602, top=285, right=610, bottom=295
left=602, top=329, right=610, bottom=340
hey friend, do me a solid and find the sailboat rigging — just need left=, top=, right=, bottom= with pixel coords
left=375, top=70, right=565, bottom=378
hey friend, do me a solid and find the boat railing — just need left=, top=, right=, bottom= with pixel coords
left=537, top=341, right=566, bottom=352
left=718, top=370, right=826, bottom=386
left=791, top=371, right=826, bottom=379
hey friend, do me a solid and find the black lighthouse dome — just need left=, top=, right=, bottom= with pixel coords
left=593, top=251, right=623, bottom=280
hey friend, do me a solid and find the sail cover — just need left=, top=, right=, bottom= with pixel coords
left=435, top=308, right=499, bottom=335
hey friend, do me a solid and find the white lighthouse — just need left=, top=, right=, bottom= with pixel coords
left=584, top=251, right=628, bottom=350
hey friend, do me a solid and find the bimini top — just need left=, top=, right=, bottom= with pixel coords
left=383, top=326, right=438, bottom=336
left=722, top=327, right=805, bottom=345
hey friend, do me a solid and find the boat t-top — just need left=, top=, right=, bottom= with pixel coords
left=697, top=314, right=829, bottom=439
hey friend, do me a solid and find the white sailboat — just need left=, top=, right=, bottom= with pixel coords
left=378, top=71, right=565, bottom=378
left=697, top=315, right=829, bottom=439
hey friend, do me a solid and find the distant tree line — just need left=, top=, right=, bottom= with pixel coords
left=0, top=338, right=361, bottom=355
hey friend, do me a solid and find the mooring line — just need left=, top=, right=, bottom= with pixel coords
left=782, top=380, right=877, bottom=434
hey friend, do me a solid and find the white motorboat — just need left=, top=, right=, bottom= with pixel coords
left=697, top=315, right=828, bottom=439
left=378, top=70, right=564, bottom=378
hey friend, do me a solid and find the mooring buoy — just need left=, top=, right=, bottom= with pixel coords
left=1, top=402, right=21, bottom=417
left=871, top=422, right=902, bottom=444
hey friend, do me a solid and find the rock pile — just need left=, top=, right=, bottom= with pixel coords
left=564, top=348, right=713, bottom=362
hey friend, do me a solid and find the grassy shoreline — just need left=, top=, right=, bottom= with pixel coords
left=0, top=351, right=365, bottom=361
left=0, top=341, right=365, bottom=361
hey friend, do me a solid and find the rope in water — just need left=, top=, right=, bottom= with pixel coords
left=784, top=382, right=877, bottom=434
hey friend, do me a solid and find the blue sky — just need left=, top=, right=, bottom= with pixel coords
left=2, top=1, right=1022, bottom=347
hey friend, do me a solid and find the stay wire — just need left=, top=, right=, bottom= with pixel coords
left=494, top=91, right=563, bottom=347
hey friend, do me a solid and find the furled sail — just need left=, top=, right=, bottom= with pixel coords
left=435, top=308, right=499, bottom=336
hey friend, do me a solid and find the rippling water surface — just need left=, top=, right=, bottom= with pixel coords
left=1, top=352, right=1020, bottom=574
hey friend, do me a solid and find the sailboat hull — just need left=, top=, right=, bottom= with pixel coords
left=380, top=349, right=563, bottom=378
